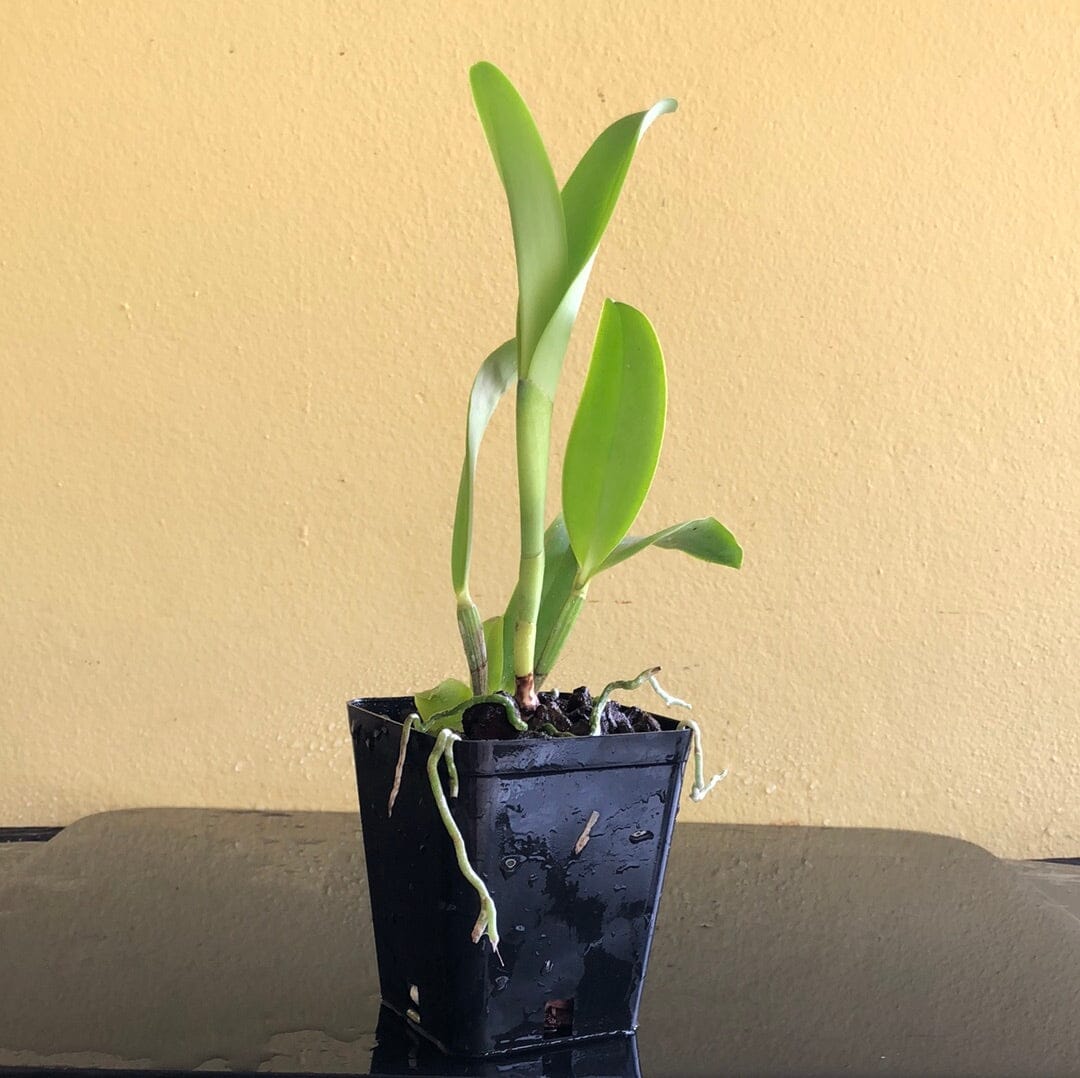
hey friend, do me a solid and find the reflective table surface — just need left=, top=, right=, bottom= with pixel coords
left=1, top=809, right=1079, bottom=1076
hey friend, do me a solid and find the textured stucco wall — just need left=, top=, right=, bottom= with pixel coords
left=3, top=1, right=1078, bottom=856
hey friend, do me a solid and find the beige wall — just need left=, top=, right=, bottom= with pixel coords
left=3, top=1, right=1078, bottom=856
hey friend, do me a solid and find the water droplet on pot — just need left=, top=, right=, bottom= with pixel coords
left=629, top=830, right=654, bottom=844
left=514, top=924, right=525, bottom=933
left=494, top=975, right=509, bottom=992
left=543, top=960, right=553, bottom=974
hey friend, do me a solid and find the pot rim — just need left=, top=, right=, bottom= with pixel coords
left=348, top=696, right=692, bottom=778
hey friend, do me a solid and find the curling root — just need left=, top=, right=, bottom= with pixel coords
left=677, top=717, right=728, bottom=802
left=427, top=729, right=501, bottom=957
left=588, top=666, right=691, bottom=735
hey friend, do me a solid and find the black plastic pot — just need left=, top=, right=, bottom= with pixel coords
left=348, top=695, right=692, bottom=1058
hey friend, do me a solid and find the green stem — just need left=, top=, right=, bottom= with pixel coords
left=513, top=378, right=552, bottom=711
left=456, top=597, right=488, bottom=695
left=427, top=729, right=501, bottom=957
left=677, top=718, right=726, bottom=801
left=534, top=579, right=589, bottom=685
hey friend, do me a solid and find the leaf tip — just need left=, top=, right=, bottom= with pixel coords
left=468, top=60, right=508, bottom=98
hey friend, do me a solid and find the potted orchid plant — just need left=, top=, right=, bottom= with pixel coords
left=349, top=61, right=741, bottom=1058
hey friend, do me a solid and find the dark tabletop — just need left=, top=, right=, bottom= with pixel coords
left=1, top=809, right=1078, bottom=1076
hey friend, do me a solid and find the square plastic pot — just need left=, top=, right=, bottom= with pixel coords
left=348, top=695, right=691, bottom=1058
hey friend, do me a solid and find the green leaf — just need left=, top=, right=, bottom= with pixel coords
left=561, top=99, right=677, bottom=276
left=526, top=258, right=595, bottom=402
left=450, top=339, right=517, bottom=597
left=469, top=63, right=567, bottom=373
left=414, top=678, right=473, bottom=724
left=562, top=300, right=667, bottom=581
left=535, top=515, right=579, bottom=661
left=499, top=589, right=518, bottom=694
left=602, top=517, right=743, bottom=572
left=529, top=516, right=742, bottom=682
left=482, top=616, right=512, bottom=694
left=528, top=99, right=677, bottom=401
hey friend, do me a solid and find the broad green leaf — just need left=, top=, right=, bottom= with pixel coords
left=414, top=678, right=472, bottom=724
left=528, top=100, right=677, bottom=401
left=469, top=63, right=567, bottom=373
left=530, top=517, right=742, bottom=681
left=482, top=616, right=512, bottom=694
left=561, top=99, right=677, bottom=276
left=450, top=339, right=516, bottom=596
left=602, top=517, right=743, bottom=572
left=562, top=300, right=667, bottom=581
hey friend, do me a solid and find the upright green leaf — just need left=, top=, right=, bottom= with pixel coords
left=451, top=339, right=517, bottom=597
left=602, top=517, right=743, bottom=572
left=466, top=65, right=678, bottom=691
left=535, top=515, right=578, bottom=661
left=528, top=100, right=678, bottom=401
left=469, top=63, right=567, bottom=372
left=526, top=257, right=596, bottom=402
left=561, top=99, right=677, bottom=275
left=562, top=300, right=667, bottom=581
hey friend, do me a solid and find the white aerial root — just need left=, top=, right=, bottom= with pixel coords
left=676, top=718, right=728, bottom=801
left=587, top=665, right=727, bottom=802
left=387, top=713, right=416, bottom=816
